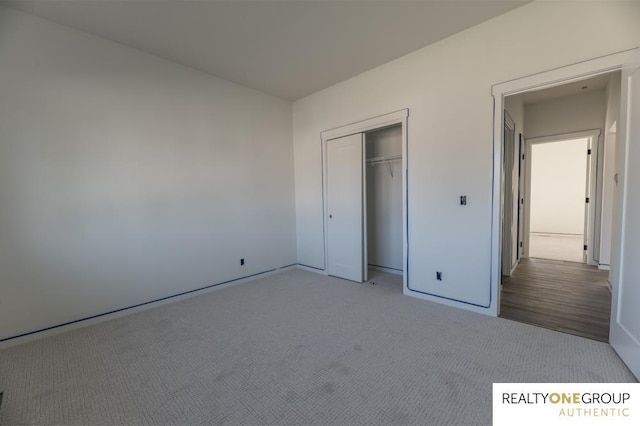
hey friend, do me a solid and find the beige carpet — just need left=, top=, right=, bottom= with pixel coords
left=529, top=233, right=584, bottom=263
left=0, top=269, right=635, bottom=425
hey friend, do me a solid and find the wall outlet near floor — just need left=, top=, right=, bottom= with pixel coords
left=436, top=272, right=443, bottom=281
left=240, top=258, right=245, bottom=266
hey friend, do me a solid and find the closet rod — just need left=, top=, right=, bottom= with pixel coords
left=367, top=155, right=402, bottom=165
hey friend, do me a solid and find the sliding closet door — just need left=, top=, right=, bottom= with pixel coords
left=326, top=133, right=364, bottom=282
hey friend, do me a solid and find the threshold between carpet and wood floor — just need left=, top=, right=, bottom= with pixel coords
left=0, top=269, right=635, bottom=425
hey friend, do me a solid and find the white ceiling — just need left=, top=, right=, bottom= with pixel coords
left=517, top=72, right=614, bottom=105
left=1, top=0, right=531, bottom=100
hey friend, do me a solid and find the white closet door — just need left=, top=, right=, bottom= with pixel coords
left=327, top=133, right=364, bottom=282
left=610, top=64, right=640, bottom=379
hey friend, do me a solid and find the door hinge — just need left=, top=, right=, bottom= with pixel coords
left=584, top=245, right=588, bottom=251
left=588, top=149, right=592, bottom=155
left=586, top=197, right=590, bottom=203
left=521, top=198, right=524, bottom=205
left=520, top=242, right=523, bottom=248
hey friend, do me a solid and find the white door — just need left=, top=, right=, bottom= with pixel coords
left=610, top=64, right=640, bottom=379
left=583, top=137, right=595, bottom=264
left=517, top=136, right=525, bottom=259
left=326, top=133, right=365, bottom=282
left=502, top=113, right=515, bottom=275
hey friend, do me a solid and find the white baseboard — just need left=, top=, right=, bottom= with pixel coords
left=296, top=264, right=328, bottom=275
left=368, top=265, right=403, bottom=276
left=0, top=266, right=292, bottom=349
left=598, top=264, right=610, bottom=271
left=509, top=259, right=520, bottom=275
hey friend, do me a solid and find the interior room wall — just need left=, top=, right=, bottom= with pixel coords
left=524, top=89, right=607, bottom=260
left=0, top=6, right=296, bottom=341
left=524, top=90, right=607, bottom=139
left=292, top=0, right=640, bottom=313
left=366, top=126, right=403, bottom=272
left=599, top=73, right=622, bottom=269
left=529, top=139, right=588, bottom=235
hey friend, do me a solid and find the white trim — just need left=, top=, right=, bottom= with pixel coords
left=598, top=264, right=611, bottom=271
left=321, top=109, right=409, bottom=141
left=321, top=109, right=409, bottom=291
left=501, top=111, right=516, bottom=276
left=519, top=136, right=529, bottom=259
left=586, top=134, right=599, bottom=266
left=491, top=49, right=638, bottom=98
left=295, top=264, right=329, bottom=275
left=526, top=129, right=601, bottom=145
left=362, top=134, right=368, bottom=281
left=609, top=63, right=640, bottom=378
left=491, top=48, right=639, bottom=317
left=0, top=266, right=295, bottom=349
left=368, top=265, right=403, bottom=276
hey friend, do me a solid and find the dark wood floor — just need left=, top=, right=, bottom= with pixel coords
left=500, top=257, right=611, bottom=342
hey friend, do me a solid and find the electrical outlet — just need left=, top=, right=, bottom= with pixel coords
left=460, top=196, right=467, bottom=206
left=240, top=258, right=245, bottom=266
left=436, top=272, right=443, bottom=281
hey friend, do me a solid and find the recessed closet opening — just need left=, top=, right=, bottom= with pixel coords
left=322, top=110, right=408, bottom=293
left=365, top=125, right=403, bottom=288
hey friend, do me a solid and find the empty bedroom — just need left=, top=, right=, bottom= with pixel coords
left=0, top=1, right=639, bottom=425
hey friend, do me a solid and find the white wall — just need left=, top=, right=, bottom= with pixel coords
left=366, top=126, right=403, bottom=271
left=292, top=0, right=640, bottom=313
left=599, top=73, right=622, bottom=268
left=0, top=6, right=296, bottom=341
left=529, top=139, right=588, bottom=235
left=524, top=90, right=607, bottom=139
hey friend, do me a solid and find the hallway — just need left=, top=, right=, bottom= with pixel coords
left=500, top=258, right=611, bottom=342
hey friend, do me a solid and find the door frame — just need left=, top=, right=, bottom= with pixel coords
left=523, top=129, right=601, bottom=265
left=501, top=111, right=516, bottom=276
left=321, top=109, right=408, bottom=287
left=610, top=62, right=640, bottom=378
left=490, top=48, right=638, bottom=317
left=517, top=133, right=525, bottom=261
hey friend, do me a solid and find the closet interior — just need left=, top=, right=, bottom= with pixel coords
left=365, top=125, right=403, bottom=277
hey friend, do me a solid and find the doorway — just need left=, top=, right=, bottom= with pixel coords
left=365, top=125, right=403, bottom=283
left=322, top=110, right=408, bottom=290
left=493, top=49, right=640, bottom=376
left=527, top=134, right=597, bottom=264
left=495, top=70, right=622, bottom=343
left=492, top=55, right=640, bottom=352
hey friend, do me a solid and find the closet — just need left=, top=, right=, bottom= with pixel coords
left=325, top=124, right=403, bottom=283
left=365, top=125, right=403, bottom=276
